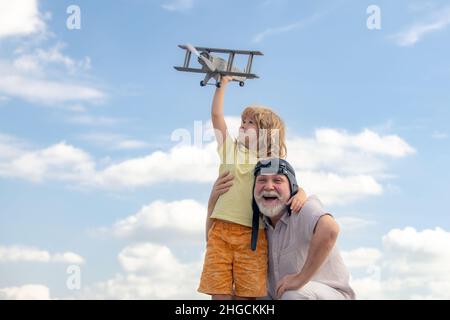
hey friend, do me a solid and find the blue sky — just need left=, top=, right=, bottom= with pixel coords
left=0, top=0, right=450, bottom=299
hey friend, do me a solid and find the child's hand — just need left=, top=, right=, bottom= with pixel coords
left=286, top=188, right=307, bottom=214
left=220, top=75, right=233, bottom=86
left=212, top=171, right=234, bottom=198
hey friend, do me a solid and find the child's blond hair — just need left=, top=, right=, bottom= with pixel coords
left=241, top=106, right=287, bottom=159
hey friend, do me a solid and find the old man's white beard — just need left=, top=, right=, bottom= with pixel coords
left=256, top=191, right=287, bottom=218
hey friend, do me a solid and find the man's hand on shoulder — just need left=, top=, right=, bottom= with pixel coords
left=287, top=187, right=307, bottom=214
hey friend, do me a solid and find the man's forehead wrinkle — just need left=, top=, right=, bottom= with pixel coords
left=258, top=174, right=287, bottom=180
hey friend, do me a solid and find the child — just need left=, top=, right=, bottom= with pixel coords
left=198, top=76, right=305, bottom=300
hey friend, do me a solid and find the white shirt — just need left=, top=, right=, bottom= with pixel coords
left=265, top=195, right=355, bottom=299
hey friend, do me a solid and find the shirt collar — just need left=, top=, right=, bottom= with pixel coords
left=263, top=210, right=290, bottom=229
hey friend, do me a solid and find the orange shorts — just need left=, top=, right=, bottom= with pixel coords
left=198, top=219, right=268, bottom=297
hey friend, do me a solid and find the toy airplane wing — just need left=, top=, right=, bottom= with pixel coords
left=220, top=70, right=259, bottom=79
left=173, top=67, right=208, bottom=74
left=173, top=68, right=259, bottom=79
left=184, top=45, right=264, bottom=56
left=174, top=44, right=263, bottom=87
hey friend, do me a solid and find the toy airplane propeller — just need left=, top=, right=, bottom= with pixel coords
left=174, top=44, right=263, bottom=88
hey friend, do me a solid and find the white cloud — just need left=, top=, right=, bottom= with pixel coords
left=118, top=243, right=182, bottom=274
left=314, top=128, right=415, bottom=158
left=78, top=133, right=149, bottom=150
left=287, top=129, right=415, bottom=175
left=84, top=227, right=450, bottom=299
left=297, top=171, right=382, bottom=205
left=44, top=43, right=89, bottom=72
left=12, top=42, right=92, bottom=76
left=51, top=252, right=85, bottom=264
left=0, top=284, right=50, bottom=300
left=96, top=142, right=218, bottom=188
left=115, top=139, right=149, bottom=150
left=0, top=0, right=46, bottom=38
left=408, top=1, right=437, bottom=13
left=336, top=216, right=377, bottom=232
left=0, top=134, right=27, bottom=160
left=252, top=12, right=324, bottom=43
left=431, top=131, right=448, bottom=139
left=67, top=115, right=120, bottom=126
left=96, top=124, right=413, bottom=196
left=342, top=247, right=382, bottom=268
left=0, top=75, right=103, bottom=104
left=346, top=227, right=450, bottom=299
left=382, top=227, right=450, bottom=273
left=349, top=277, right=383, bottom=299
left=390, top=6, right=450, bottom=46
left=0, top=13, right=106, bottom=105
left=0, top=245, right=50, bottom=262
left=253, top=21, right=305, bottom=43
left=0, top=142, right=95, bottom=183
left=95, top=200, right=205, bottom=242
left=0, top=133, right=210, bottom=191
left=0, top=245, right=85, bottom=264
left=13, top=54, right=42, bottom=74
left=161, top=0, right=195, bottom=12
left=0, top=124, right=414, bottom=205
left=65, top=104, right=87, bottom=113
left=0, top=68, right=105, bottom=104
left=286, top=127, right=414, bottom=205
left=81, top=243, right=204, bottom=299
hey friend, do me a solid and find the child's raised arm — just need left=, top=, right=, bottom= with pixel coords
left=211, top=76, right=233, bottom=146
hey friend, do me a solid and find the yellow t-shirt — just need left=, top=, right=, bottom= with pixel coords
left=211, top=134, right=264, bottom=229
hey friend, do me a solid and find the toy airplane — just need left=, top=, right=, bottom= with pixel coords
left=174, top=44, right=263, bottom=88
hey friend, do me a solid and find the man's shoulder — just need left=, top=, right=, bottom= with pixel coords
left=303, top=195, right=325, bottom=213
left=295, top=195, right=327, bottom=222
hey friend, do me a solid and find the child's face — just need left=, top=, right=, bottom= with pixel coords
left=238, top=116, right=258, bottom=148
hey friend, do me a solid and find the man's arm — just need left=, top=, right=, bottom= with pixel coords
left=275, top=215, right=339, bottom=298
left=211, top=76, right=233, bottom=146
left=205, top=171, right=234, bottom=241
left=206, top=191, right=218, bottom=242
left=295, top=215, right=339, bottom=284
